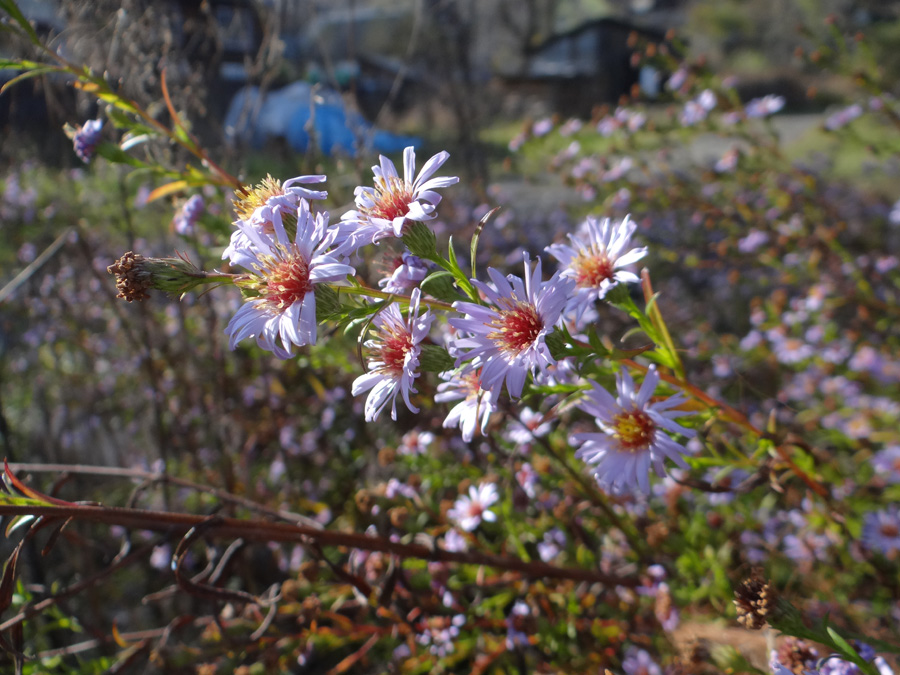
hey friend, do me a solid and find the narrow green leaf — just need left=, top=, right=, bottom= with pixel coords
left=0, top=58, right=45, bottom=70
left=470, top=206, right=499, bottom=282
left=0, top=0, right=41, bottom=44
left=826, top=627, right=876, bottom=675
left=0, top=66, right=58, bottom=95
left=95, top=142, right=148, bottom=168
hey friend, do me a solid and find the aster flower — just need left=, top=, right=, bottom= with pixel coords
left=503, top=407, right=553, bottom=445
left=571, top=365, right=695, bottom=493
left=72, top=119, right=103, bottom=163
left=173, top=194, right=204, bottom=235
left=450, top=254, right=575, bottom=400
left=770, top=638, right=819, bottom=675
left=435, top=363, right=499, bottom=442
left=225, top=199, right=354, bottom=358
left=622, top=648, right=662, bottom=675
left=378, top=250, right=431, bottom=293
left=338, top=146, right=459, bottom=253
left=224, top=174, right=328, bottom=268
left=545, top=215, right=647, bottom=321
left=861, top=506, right=900, bottom=558
left=872, top=446, right=900, bottom=484
left=824, top=103, right=863, bottom=131
left=351, top=287, right=433, bottom=421
left=746, top=94, right=785, bottom=118
left=447, top=482, right=499, bottom=532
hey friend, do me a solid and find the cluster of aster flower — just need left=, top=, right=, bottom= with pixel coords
left=208, top=146, right=698, bottom=494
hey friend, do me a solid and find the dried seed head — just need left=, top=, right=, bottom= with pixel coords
left=107, top=251, right=152, bottom=302
left=734, top=573, right=776, bottom=630
left=107, top=251, right=209, bottom=301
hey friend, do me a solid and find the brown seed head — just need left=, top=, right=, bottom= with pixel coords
left=734, top=573, right=776, bottom=630
left=107, top=251, right=152, bottom=302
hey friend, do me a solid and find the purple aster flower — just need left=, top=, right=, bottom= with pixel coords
left=537, top=528, right=567, bottom=562
left=824, top=103, right=863, bottom=131
left=173, top=194, right=204, bottom=235
left=770, top=639, right=819, bottom=675
left=339, top=146, right=459, bottom=253
left=622, top=647, right=662, bottom=675
left=224, top=174, right=328, bottom=268
left=872, top=446, right=900, bottom=484
left=515, top=462, right=538, bottom=498
left=532, top=117, right=554, bottom=136
left=378, top=250, right=430, bottom=293
left=505, top=600, right=531, bottom=650
left=571, top=365, right=695, bottom=493
left=398, top=430, right=435, bottom=456
left=746, top=94, right=785, bottom=118
left=862, top=506, right=900, bottom=558
left=697, top=89, right=717, bottom=111
left=597, top=115, right=623, bottom=136
left=503, top=406, right=553, bottom=445
left=435, top=364, right=499, bottom=442
left=442, top=528, right=468, bottom=552
left=447, top=482, right=499, bottom=532
left=450, top=254, right=576, bottom=399
left=627, top=110, right=647, bottom=132
left=72, top=118, right=103, bottom=163
left=666, top=67, right=688, bottom=91
left=545, top=214, right=647, bottom=321
left=715, top=147, right=740, bottom=173
left=351, top=287, right=433, bottom=421
left=680, top=100, right=708, bottom=126
left=225, top=199, right=354, bottom=358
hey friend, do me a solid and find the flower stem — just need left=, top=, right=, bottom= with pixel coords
left=335, top=284, right=455, bottom=311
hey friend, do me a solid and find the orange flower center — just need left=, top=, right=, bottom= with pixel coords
left=572, top=250, right=614, bottom=289
left=372, top=323, right=414, bottom=377
left=364, top=176, right=413, bottom=224
left=487, top=302, right=543, bottom=356
left=261, top=255, right=311, bottom=310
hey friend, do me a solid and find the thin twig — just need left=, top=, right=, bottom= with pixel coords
left=0, top=504, right=639, bottom=588
left=7, top=462, right=323, bottom=529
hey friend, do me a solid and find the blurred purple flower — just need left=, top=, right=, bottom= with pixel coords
left=72, top=118, right=103, bottom=163
left=872, top=446, right=900, bottom=484
left=746, top=94, right=785, bottom=118
left=623, top=647, right=662, bottom=675
left=824, top=103, right=863, bottom=131
left=448, top=482, right=499, bottom=531
left=172, top=194, right=204, bottom=235
left=862, top=506, right=900, bottom=558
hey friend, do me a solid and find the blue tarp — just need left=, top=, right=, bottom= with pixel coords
left=224, top=81, right=420, bottom=157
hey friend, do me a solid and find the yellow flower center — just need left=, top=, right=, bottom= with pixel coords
left=612, top=410, right=655, bottom=452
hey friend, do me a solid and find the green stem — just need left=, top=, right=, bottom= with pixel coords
left=335, top=284, right=455, bottom=311
left=533, top=436, right=651, bottom=560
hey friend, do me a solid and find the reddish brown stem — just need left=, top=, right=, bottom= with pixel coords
left=620, top=359, right=829, bottom=498
left=0, top=504, right=638, bottom=588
